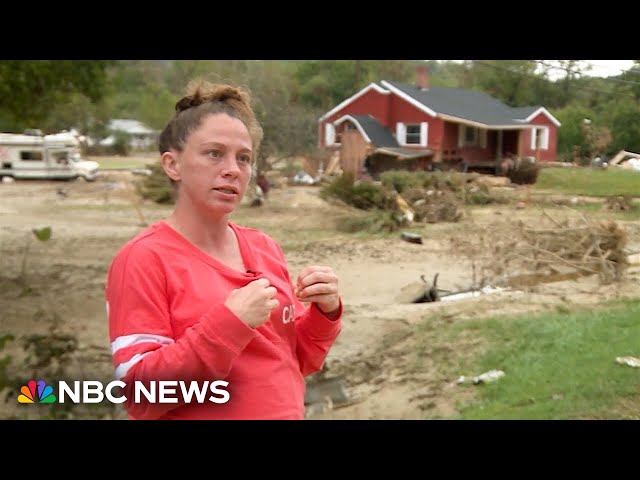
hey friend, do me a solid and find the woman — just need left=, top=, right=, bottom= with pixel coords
left=105, top=80, right=342, bottom=420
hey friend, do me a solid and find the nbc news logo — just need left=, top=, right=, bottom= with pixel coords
left=18, top=380, right=56, bottom=403
left=17, top=379, right=230, bottom=404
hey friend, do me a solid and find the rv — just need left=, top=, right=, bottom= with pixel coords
left=0, top=130, right=99, bottom=181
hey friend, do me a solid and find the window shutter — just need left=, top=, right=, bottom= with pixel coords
left=458, top=125, right=465, bottom=147
left=530, top=127, right=537, bottom=150
left=541, top=127, right=549, bottom=150
left=420, top=122, right=428, bottom=146
left=325, top=123, right=335, bottom=146
left=396, top=123, right=406, bottom=145
left=480, top=129, right=487, bottom=149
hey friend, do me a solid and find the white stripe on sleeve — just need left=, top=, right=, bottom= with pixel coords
left=111, top=333, right=174, bottom=354
left=114, top=352, right=150, bottom=380
left=111, top=333, right=175, bottom=380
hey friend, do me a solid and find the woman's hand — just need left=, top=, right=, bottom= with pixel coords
left=225, top=278, right=279, bottom=328
left=294, top=266, right=340, bottom=315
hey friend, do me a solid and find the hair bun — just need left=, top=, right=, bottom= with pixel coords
left=209, top=85, right=245, bottom=103
left=175, top=81, right=250, bottom=113
left=175, top=96, right=200, bottom=113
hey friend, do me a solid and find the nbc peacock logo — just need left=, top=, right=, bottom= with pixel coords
left=18, top=380, right=57, bottom=404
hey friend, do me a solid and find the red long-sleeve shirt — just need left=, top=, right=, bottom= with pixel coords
left=105, top=221, right=342, bottom=420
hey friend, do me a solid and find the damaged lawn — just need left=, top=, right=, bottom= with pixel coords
left=442, top=297, right=640, bottom=420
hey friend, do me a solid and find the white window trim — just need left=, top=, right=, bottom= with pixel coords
left=464, top=126, right=479, bottom=146
left=530, top=128, right=536, bottom=150
left=325, top=123, right=336, bottom=146
left=397, top=122, right=428, bottom=147
left=530, top=126, right=549, bottom=150
left=540, top=127, right=549, bottom=150
left=396, top=122, right=406, bottom=145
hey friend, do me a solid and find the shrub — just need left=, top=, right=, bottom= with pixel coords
left=137, top=163, right=175, bottom=204
left=506, top=159, right=540, bottom=185
left=379, top=170, right=427, bottom=193
left=111, top=132, right=131, bottom=157
left=320, top=174, right=391, bottom=211
left=335, top=210, right=399, bottom=233
left=320, top=172, right=356, bottom=206
left=350, top=182, right=391, bottom=210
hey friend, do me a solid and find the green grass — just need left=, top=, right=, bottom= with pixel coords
left=448, top=298, right=640, bottom=419
left=536, top=167, right=640, bottom=197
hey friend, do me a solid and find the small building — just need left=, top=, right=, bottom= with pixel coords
left=319, top=66, right=561, bottom=176
left=104, top=119, right=158, bottom=150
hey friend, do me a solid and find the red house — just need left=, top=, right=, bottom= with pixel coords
left=319, top=66, right=561, bottom=177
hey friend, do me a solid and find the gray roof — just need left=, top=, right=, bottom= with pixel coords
left=107, top=119, right=157, bottom=135
left=385, top=82, right=542, bottom=126
left=349, top=114, right=399, bottom=147
left=510, top=106, right=540, bottom=119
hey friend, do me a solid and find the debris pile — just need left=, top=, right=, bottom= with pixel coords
left=513, top=216, right=628, bottom=284
left=451, top=211, right=629, bottom=286
left=605, top=195, right=634, bottom=211
left=402, top=187, right=463, bottom=223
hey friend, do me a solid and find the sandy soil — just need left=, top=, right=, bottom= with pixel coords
left=0, top=170, right=638, bottom=419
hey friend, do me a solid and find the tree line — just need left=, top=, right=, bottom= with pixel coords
left=1, top=60, right=639, bottom=162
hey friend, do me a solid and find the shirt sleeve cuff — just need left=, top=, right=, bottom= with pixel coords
left=298, top=299, right=342, bottom=340
left=314, top=298, right=343, bottom=321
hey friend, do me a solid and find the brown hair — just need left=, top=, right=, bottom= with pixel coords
left=158, top=80, right=263, bottom=160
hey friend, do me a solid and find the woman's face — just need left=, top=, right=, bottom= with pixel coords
left=168, top=113, right=253, bottom=216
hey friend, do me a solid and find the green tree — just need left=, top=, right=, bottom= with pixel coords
left=601, top=99, right=640, bottom=154
left=40, top=92, right=102, bottom=134
left=617, top=60, right=640, bottom=101
left=467, top=60, right=540, bottom=106
left=540, top=60, right=592, bottom=106
left=553, top=104, right=595, bottom=160
left=106, top=61, right=175, bottom=131
left=295, top=60, right=417, bottom=109
left=425, top=61, right=467, bottom=88
left=166, top=60, right=219, bottom=95
left=0, top=60, right=112, bottom=131
left=244, top=61, right=321, bottom=168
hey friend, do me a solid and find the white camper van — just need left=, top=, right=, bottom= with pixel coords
left=0, top=130, right=99, bottom=181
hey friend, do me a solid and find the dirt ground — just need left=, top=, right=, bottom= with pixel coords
left=1, top=170, right=638, bottom=420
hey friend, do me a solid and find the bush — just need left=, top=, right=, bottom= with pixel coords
left=465, top=188, right=495, bottom=205
left=350, top=182, right=391, bottom=210
left=137, top=163, right=175, bottom=204
left=379, top=169, right=478, bottom=194
left=506, top=159, right=540, bottom=185
left=111, top=132, right=131, bottom=157
left=379, top=170, right=427, bottom=193
left=320, top=174, right=391, bottom=211
left=335, top=210, right=399, bottom=233
left=320, top=172, right=356, bottom=205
